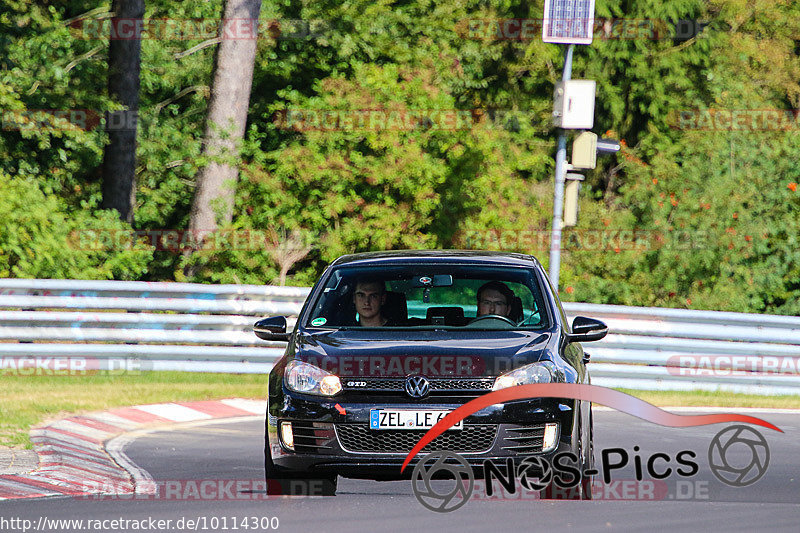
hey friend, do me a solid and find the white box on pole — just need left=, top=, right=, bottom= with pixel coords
left=553, top=80, right=596, bottom=129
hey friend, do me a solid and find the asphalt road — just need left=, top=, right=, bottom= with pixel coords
left=1, top=410, right=798, bottom=533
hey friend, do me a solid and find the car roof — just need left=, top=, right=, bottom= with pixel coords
left=330, top=250, right=542, bottom=268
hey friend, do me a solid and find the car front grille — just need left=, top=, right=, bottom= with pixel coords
left=335, top=424, right=497, bottom=454
left=501, top=424, right=547, bottom=454
left=342, top=378, right=494, bottom=393
left=430, top=379, right=493, bottom=391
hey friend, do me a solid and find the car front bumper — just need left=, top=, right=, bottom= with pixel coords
left=267, top=390, right=579, bottom=480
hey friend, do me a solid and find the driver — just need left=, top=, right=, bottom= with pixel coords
left=476, top=281, right=514, bottom=318
left=353, top=279, right=390, bottom=327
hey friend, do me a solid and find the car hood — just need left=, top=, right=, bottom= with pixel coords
left=291, top=329, right=554, bottom=378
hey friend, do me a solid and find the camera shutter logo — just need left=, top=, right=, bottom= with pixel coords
left=517, top=456, right=553, bottom=491
left=411, top=451, right=474, bottom=512
left=708, top=425, right=769, bottom=487
left=405, top=376, right=430, bottom=398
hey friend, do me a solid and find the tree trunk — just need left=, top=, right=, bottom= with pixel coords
left=101, top=0, right=144, bottom=224
left=187, top=0, right=262, bottom=242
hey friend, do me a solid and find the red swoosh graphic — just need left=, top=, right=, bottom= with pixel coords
left=400, top=383, right=782, bottom=472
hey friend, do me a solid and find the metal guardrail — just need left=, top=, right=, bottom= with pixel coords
left=562, top=302, right=800, bottom=395
left=0, top=279, right=302, bottom=374
left=0, top=280, right=798, bottom=395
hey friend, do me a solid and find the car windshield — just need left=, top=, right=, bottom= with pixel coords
left=304, top=264, right=549, bottom=330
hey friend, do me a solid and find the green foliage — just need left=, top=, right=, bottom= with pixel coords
left=1, top=0, right=799, bottom=315
left=0, top=171, right=153, bottom=279
left=557, top=0, right=800, bottom=313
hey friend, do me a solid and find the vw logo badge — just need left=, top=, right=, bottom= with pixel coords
left=405, top=376, right=430, bottom=398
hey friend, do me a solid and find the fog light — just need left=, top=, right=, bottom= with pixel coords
left=280, top=421, right=294, bottom=450
left=542, top=423, right=558, bottom=452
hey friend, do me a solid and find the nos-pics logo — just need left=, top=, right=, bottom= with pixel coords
left=412, top=425, right=770, bottom=512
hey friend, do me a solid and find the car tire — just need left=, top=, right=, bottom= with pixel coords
left=579, top=413, right=595, bottom=500
left=264, top=438, right=338, bottom=496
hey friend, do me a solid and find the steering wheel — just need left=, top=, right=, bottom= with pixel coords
left=467, top=314, right=516, bottom=326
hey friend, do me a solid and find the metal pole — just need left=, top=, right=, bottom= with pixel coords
left=548, top=44, right=575, bottom=291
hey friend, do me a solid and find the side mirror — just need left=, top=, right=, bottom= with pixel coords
left=569, top=316, right=608, bottom=343
left=254, top=316, right=291, bottom=342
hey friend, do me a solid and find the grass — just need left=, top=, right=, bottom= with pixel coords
left=1, top=373, right=797, bottom=449
left=0, top=372, right=267, bottom=449
left=617, top=388, right=800, bottom=409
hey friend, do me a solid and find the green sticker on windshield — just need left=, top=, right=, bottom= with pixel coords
left=311, top=317, right=327, bottom=326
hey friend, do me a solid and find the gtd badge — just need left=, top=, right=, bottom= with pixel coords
left=346, top=381, right=367, bottom=387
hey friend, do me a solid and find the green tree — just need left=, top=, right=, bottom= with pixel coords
left=0, top=171, right=153, bottom=279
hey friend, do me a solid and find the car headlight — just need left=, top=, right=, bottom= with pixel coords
left=493, top=361, right=558, bottom=391
left=284, top=360, right=342, bottom=396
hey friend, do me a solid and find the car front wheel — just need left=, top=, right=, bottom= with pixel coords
left=541, top=411, right=593, bottom=500
left=264, top=438, right=337, bottom=496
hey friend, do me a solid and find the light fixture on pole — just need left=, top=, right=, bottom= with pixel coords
left=544, top=0, right=596, bottom=292
left=563, top=173, right=585, bottom=228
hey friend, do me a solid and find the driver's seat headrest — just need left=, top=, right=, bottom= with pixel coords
left=510, top=296, right=523, bottom=323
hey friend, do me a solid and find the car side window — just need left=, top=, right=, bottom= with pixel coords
left=543, top=274, right=569, bottom=333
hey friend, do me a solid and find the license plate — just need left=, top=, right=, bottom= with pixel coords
left=369, top=409, right=463, bottom=430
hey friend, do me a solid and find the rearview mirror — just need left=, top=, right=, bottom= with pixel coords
left=254, top=316, right=291, bottom=342
left=411, top=275, right=453, bottom=287
left=568, top=316, right=608, bottom=342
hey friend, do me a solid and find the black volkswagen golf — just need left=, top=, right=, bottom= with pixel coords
left=255, top=251, right=608, bottom=497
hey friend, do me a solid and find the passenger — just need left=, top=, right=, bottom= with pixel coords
left=353, top=279, right=390, bottom=327
left=476, top=281, right=515, bottom=318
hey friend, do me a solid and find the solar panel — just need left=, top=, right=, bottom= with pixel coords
left=542, top=0, right=595, bottom=45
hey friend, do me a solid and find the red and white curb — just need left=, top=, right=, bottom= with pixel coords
left=0, top=399, right=265, bottom=500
